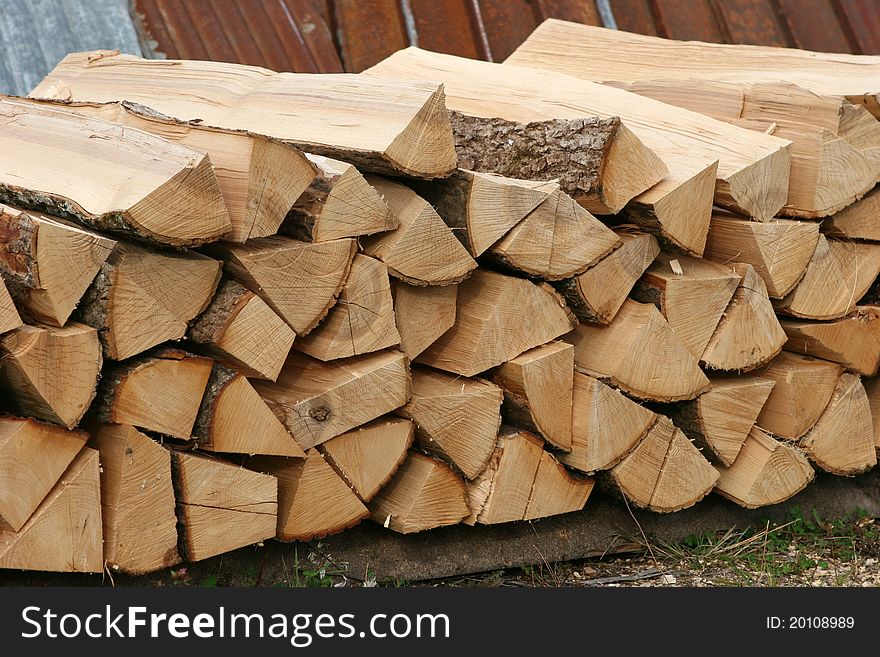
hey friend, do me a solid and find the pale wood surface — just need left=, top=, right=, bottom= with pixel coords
left=417, top=269, right=574, bottom=377
left=396, top=365, right=502, bottom=480
left=0, top=321, right=101, bottom=428
left=824, top=188, right=880, bottom=241
left=0, top=97, right=230, bottom=247
left=781, top=306, right=880, bottom=376
left=0, top=204, right=115, bottom=326
left=863, top=377, right=880, bottom=454
left=88, top=423, right=179, bottom=574
left=524, top=449, right=594, bottom=521
left=0, top=416, right=87, bottom=532
left=369, top=451, right=469, bottom=534
left=391, top=281, right=457, bottom=360
left=254, top=350, right=411, bottom=450
left=0, top=278, right=22, bottom=334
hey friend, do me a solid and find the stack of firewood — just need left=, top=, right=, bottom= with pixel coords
left=1, top=23, right=879, bottom=575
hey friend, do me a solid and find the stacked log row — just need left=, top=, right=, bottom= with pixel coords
left=2, top=31, right=880, bottom=576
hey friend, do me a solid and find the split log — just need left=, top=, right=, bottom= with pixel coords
left=363, top=177, right=477, bottom=286
left=248, top=451, right=368, bottom=542
left=700, top=263, right=787, bottom=372
left=608, top=415, right=719, bottom=513
left=170, top=450, right=277, bottom=562
left=0, top=416, right=88, bottom=532
left=703, top=214, right=819, bottom=299
left=416, top=269, right=574, bottom=377
left=409, top=170, right=553, bottom=256
left=862, top=377, right=880, bottom=454
left=20, top=96, right=316, bottom=243
left=34, top=50, right=458, bottom=178
left=560, top=373, right=657, bottom=474
left=282, top=154, right=397, bottom=242
left=567, top=299, right=709, bottom=402
left=187, top=278, right=295, bottom=382
left=0, top=97, right=230, bottom=247
left=87, top=423, right=179, bottom=574
left=254, top=350, right=410, bottom=450
left=780, top=307, right=880, bottom=376
left=670, top=376, right=775, bottom=466
left=0, top=447, right=102, bottom=573
left=775, top=236, right=880, bottom=321
left=632, top=253, right=739, bottom=359
left=368, top=48, right=791, bottom=222
left=485, top=183, right=620, bottom=280
left=492, top=342, right=574, bottom=451
left=395, top=365, right=502, bottom=480
left=755, top=351, right=844, bottom=440
left=0, top=322, right=101, bottom=428
left=449, top=112, right=666, bottom=215
left=391, top=281, right=457, bottom=360
left=319, top=417, right=414, bottom=502
left=823, top=187, right=880, bottom=241
left=369, top=451, right=469, bottom=534
left=524, top=448, right=594, bottom=521
left=0, top=278, right=22, bottom=334
left=193, top=363, right=305, bottom=457
left=714, top=427, right=815, bottom=509
left=555, top=229, right=659, bottom=324
left=0, top=204, right=115, bottom=326
left=76, top=241, right=221, bottom=361
left=799, top=373, right=876, bottom=475
left=93, top=349, right=213, bottom=439
left=208, top=236, right=356, bottom=336
left=296, top=254, right=400, bottom=361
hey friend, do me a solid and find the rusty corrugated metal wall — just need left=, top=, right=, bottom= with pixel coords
left=131, top=0, right=880, bottom=73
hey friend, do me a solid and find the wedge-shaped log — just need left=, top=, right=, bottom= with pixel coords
left=254, top=350, right=410, bottom=450
left=209, top=236, right=355, bottom=337
left=171, top=450, right=277, bottom=562
left=486, top=184, right=620, bottom=280
left=449, top=112, right=665, bottom=215
left=775, top=236, right=880, bottom=321
left=0, top=322, right=101, bottom=428
left=824, top=188, right=880, bottom=241
left=77, top=241, right=221, bottom=360
left=363, top=177, right=477, bottom=286
left=88, top=423, right=179, bottom=574
left=20, top=96, right=315, bottom=243
left=94, top=349, right=213, bottom=439
left=0, top=204, right=115, bottom=326
left=396, top=366, right=502, bottom=479
left=187, top=278, right=295, bottom=382
left=0, top=279, right=22, bottom=334
left=0, top=447, right=102, bottom=573
left=555, top=229, right=659, bottom=325
left=409, top=170, right=552, bottom=257
left=194, top=364, right=305, bottom=458
left=670, top=377, right=775, bottom=467
left=609, top=416, right=719, bottom=513
left=248, top=451, right=368, bottom=542
left=33, top=50, right=457, bottom=178
left=0, top=416, right=87, bottom=532
left=369, top=451, right=469, bottom=534
left=567, top=299, right=709, bottom=402
left=417, top=269, right=574, bottom=377
left=319, top=417, right=414, bottom=502
left=781, top=307, right=880, bottom=376
left=493, top=342, right=574, bottom=451
left=715, top=427, right=815, bottom=509
left=392, top=281, right=457, bottom=360
left=282, top=154, right=397, bottom=243
left=756, top=352, right=843, bottom=440
left=703, top=215, right=819, bottom=299
left=368, top=48, right=791, bottom=222
left=863, top=377, right=880, bottom=455
left=525, top=448, right=595, bottom=521
left=296, top=255, right=400, bottom=361
left=561, top=373, right=657, bottom=474
left=0, top=98, right=230, bottom=247
left=701, top=263, right=786, bottom=372
left=632, top=254, right=739, bottom=359
left=799, top=373, right=876, bottom=476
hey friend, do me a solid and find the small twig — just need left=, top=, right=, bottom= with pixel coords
left=578, top=568, right=684, bottom=586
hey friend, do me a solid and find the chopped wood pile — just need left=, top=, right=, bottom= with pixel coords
left=2, top=24, right=880, bottom=574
